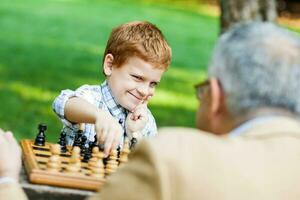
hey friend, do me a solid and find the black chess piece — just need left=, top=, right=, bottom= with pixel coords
left=80, top=135, right=87, bottom=156
left=94, top=134, right=106, bottom=152
left=82, top=142, right=93, bottom=162
left=73, top=129, right=82, bottom=147
left=82, top=147, right=91, bottom=162
left=98, top=143, right=105, bottom=152
left=34, top=123, right=47, bottom=146
left=91, top=135, right=98, bottom=148
left=130, top=137, right=138, bottom=149
left=58, top=131, right=67, bottom=153
left=117, top=146, right=121, bottom=158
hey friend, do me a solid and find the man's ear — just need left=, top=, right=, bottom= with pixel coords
left=209, top=77, right=225, bottom=115
left=103, top=54, right=114, bottom=76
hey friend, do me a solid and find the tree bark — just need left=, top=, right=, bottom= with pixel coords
left=220, top=0, right=277, bottom=34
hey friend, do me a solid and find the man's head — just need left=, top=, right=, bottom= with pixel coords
left=102, top=21, right=172, bottom=111
left=196, top=22, right=300, bottom=134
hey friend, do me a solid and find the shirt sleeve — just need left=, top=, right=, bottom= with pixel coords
left=52, top=85, right=102, bottom=127
left=141, top=109, right=157, bottom=138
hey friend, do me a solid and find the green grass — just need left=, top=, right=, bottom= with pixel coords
left=0, top=0, right=218, bottom=142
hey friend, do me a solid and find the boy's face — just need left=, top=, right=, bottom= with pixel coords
left=104, top=55, right=165, bottom=111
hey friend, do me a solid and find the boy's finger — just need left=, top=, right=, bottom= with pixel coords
left=131, top=97, right=148, bottom=112
left=98, top=128, right=108, bottom=144
left=111, top=137, right=120, bottom=151
left=142, top=95, right=152, bottom=105
left=104, top=130, right=115, bottom=157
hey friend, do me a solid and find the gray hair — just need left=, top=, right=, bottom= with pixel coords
left=209, top=22, right=300, bottom=116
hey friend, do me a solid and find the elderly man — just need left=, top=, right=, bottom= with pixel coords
left=1, top=22, right=300, bottom=200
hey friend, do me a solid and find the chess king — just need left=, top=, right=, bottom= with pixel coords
left=52, top=21, right=172, bottom=156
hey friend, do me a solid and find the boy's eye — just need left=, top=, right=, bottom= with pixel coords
left=131, top=75, right=143, bottom=81
left=150, top=82, right=158, bottom=88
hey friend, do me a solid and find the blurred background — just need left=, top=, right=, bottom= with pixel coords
left=0, top=0, right=299, bottom=142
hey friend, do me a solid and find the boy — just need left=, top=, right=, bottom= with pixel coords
left=52, top=21, right=172, bottom=156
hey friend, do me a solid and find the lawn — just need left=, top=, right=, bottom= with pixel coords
left=0, top=0, right=219, bottom=141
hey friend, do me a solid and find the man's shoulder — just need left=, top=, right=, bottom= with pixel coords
left=131, top=126, right=300, bottom=199
left=147, top=125, right=300, bottom=163
left=150, top=127, right=222, bottom=156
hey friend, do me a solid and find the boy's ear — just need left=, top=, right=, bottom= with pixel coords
left=103, top=54, right=114, bottom=76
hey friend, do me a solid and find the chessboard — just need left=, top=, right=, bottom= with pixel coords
left=21, top=124, right=131, bottom=191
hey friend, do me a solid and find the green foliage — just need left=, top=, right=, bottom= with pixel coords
left=0, top=0, right=218, bottom=141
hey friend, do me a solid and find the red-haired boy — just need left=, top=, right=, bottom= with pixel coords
left=53, top=21, right=172, bottom=156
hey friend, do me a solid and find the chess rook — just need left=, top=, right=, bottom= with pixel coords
left=34, top=123, right=47, bottom=146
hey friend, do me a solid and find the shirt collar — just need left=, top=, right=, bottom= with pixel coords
left=229, top=115, right=284, bottom=137
left=100, top=80, right=127, bottom=119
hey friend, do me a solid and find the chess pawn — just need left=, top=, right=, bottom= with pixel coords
left=66, top=146, right=81, bottom=173
left=105, top=150, right=119, bottom=176
left=58, top=131, right=67, bottom=153
left=88, top=146, right=99, bottom=168
left=119, top=138, right=130, bottom=165
left=47, top=144, right=61, bottom=172
left=71, top=146, right=81, bottom=167
left=90, top=159, right=105, bottom=179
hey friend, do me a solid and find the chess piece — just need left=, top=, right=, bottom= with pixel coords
left=80, top=135, right=87, bottom=156
left=129, top=131, right=141, bottom=149
left=105, top=150, right=119, bottom=176
left=87, top=147, right=104, bottom=178
left=87, top=146, right=100, bottom=169
left=98, top=143, right=105, bottom=152
left=130, top=137, right=137, bottom=149
left=73, top=123, right=85, bottom=147
left=66, top=146, right=81, bottom=173
left=58, top=131, right=67, bottom=153
left=34, top=123, right=47, bottom=146
left=91, top=135, right=98, bottom=149
left=90, top=159, right=105, bottom=179
left=47, top=144, right=61, bottom=172
left=119, top=138, right=130, bottom=164
left=73, top=132, right=82, bottom=147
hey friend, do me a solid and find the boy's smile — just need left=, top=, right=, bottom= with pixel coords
left=104, top=55, right=165, bottom=111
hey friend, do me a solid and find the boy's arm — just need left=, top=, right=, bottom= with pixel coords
left=64, top=97, right=99, bottom=124
left=52, top=85, right=102, bottom=127
left=53, top=85, right=123, bottom=156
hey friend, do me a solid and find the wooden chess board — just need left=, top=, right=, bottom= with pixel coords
left=21, top=139, right=105, bottom=191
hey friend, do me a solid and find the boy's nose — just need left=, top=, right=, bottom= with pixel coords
left=137, top=84, right=149, bottom=97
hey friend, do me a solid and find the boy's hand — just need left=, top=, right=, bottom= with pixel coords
left=94, top=111, right=123, bottom=157
left=125, top=102, right=149, bottom=140
left=0, top=129, right=21, bottom=180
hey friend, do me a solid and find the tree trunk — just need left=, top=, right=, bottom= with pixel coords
left=220, top=0, right=277, bottom=34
